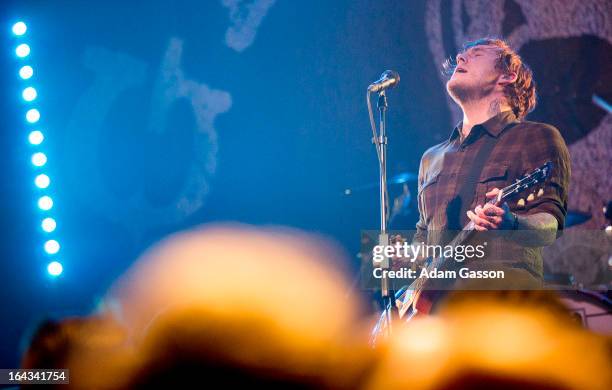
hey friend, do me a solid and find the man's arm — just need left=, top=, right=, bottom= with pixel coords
left=512, top=211, right=558, bottom=246
left=413, top=155, right=428, bottom=245
left=468, top=197, right=558, bottom=247
left=467, top=123, right=571, bottom=246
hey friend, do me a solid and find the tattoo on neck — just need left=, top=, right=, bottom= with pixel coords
left=488, top=99, right=502, bottom=116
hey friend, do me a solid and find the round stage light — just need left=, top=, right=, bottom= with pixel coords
left=16, top=43, right=30, bottom=57
left=41, top=217, right=56, bottom=233
left=47, top=261, right=63, bottom=276
left=35, top=174, right=50, bottom=189
left=22, top=87, right=37, bottom=101
left=44, top=239, right=60, bottom=255
left=26, top=108, right=40, bottom=123
left=31, top=152, right=47, bottom=167
left=12, top=22, right=27, bottom=36
left=19, top=65, right=33, bottom=79
left=28, top=130, right=44, bottom=145
left=38, top=195, right=53, bottom=211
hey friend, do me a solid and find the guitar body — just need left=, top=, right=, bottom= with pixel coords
left=413, top=289, right=439, bottom=316
left=396, top=279, right=445, bottom=319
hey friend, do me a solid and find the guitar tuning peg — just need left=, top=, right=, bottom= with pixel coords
left=537, top=188, right=544, bottom=197
left=527, top=193, right=535, bottom=202
left=517, top=198, right=526, bottom=207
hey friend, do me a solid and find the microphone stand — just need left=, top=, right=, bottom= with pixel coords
left=373, top=90, right=396, bottom=338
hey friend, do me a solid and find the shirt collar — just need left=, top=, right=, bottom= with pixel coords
left=450, top=110, right=519, bottom=141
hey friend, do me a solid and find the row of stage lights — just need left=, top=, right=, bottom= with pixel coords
left=12, top=21, right=63, bottom=277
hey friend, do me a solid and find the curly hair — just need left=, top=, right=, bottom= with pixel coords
left=443, top=38, right=537, bottom=119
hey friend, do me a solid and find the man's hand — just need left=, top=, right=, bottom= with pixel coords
left=466, top=188, right=516, bottom=231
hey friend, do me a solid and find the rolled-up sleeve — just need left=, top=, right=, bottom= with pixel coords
left=519, top=124, right=571, bottom=230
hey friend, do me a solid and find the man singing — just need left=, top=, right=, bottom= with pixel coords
left=413, top=38, right=570, bottom=284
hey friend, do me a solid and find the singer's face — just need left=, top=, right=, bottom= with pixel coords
left=446, top=45, right=502, bottom=102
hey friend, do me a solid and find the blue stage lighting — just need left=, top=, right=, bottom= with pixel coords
left=22, top=86, right=37, bottom=101
left=31, top=152, right=47, bottom=167
left=26, top=108, right=40, bottom=123
left=44, top=239, right=60, bottom=255
left=16, top=43, right=30, bottom=57
left=28, top=130, right=44, bottom=145
left=47, top=261, right=63, bottom=276
left=19, top=65, right=33, bottom=79
left=13, top=22, right=66, bottom=276
left=35, top=174, right=50, bottom=189
left=38, top=195, right=53, bottom=211
left=41, top=217, right=56, bottom=233
left=12, top=22, right=27, bottom=36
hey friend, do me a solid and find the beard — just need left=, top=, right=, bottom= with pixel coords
left=446, top=76, right=495, bottom=104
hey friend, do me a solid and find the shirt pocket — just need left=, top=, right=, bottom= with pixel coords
left=475, top=163, right=510, bottom=206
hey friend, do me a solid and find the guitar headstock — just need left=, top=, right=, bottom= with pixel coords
left=499, top=161, right=553, bottom=205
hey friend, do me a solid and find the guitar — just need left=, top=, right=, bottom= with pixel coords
left=371, top=161, right=553, bottom=345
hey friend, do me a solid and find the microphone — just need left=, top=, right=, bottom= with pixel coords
left=368, top=70, right=400, bottom=92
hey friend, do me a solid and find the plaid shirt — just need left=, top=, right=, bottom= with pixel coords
left=414, top=110, right=571, bottom=272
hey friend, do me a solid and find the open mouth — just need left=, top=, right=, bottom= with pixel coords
left=455, top=67, right=467, bottom=73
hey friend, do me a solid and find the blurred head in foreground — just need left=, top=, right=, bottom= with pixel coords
left=103, top=224, right=373, bottom=388
left=366, top=290, right=612, bottom=390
